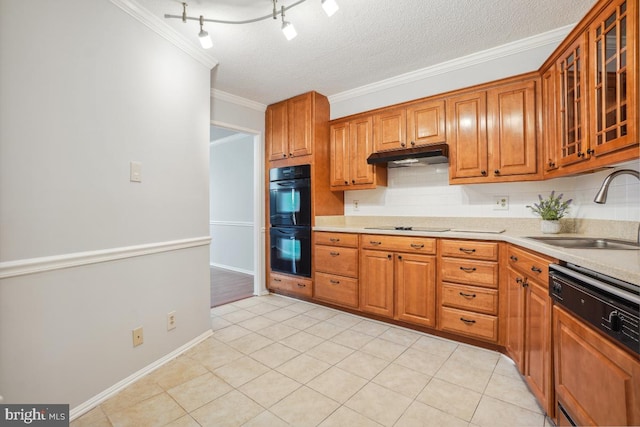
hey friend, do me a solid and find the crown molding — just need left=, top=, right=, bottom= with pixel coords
left=211, top=89, right=267, bottom=112
left=110, top=0, right=219, bottom=70
left=328, top=24, right=575, bottom=104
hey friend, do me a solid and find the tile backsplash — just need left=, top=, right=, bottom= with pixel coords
left=344, top=160, right=640, bottom=222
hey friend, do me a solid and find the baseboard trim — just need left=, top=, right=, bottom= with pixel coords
left=70, top=329, right=213, bottom=421
left=0, top=236, right=211, bottom=279
left=210, top=263, right=254, bottom=276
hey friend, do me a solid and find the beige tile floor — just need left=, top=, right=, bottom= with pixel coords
left=72, top=294, right=557, bottom=427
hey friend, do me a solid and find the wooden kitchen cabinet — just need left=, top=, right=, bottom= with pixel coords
left=588, top=0, right=637, bottom=158
left=448, top=76, right=541, bottom=184
left=314, top=231, right=359, bottom=309
left=266, top=92, right=316, bottom=162
left=505, top=245, right=556, bottom=416
left=269, top=272, right=313, bottom=298
left=329, top=115, right=387, bottom=191
left=373, top=99, right=446, bottom=152
left=360, top=234, right=437, bottom=325
left=554, top=305, right=640, bottom=426
left=438, top=239, right=500, bottom=343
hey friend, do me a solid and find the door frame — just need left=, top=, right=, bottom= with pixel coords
left=210, top=120, right=267, bottom=296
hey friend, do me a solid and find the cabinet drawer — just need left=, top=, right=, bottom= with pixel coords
left=441, top=258, right=499, bottom=288
left=314, top=272, right=358, bottom=308
left=440, top=239, right=499, bottom=261
left=314, top=245, right=358, bottom=278
left=440, top=307, right=499, bottom=342
left=360, top=234, right=436, bottom=254
left=508, top=245, right=555, bottom=284
left=315, top=232, right=359, bottom=248
left=269, top=274, right=312, bottom=298
left=441, top=283, right=498, bottom=315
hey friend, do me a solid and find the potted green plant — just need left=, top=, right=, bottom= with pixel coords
left=528, top=191, right=572, bottom=234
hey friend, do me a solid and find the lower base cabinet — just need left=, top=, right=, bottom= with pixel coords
left=554, top=305, right=640, bottom=426
left=269, top=273, right=312, bottom=298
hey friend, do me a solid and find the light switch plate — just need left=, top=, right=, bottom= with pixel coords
left=130, top=161, right=142, bottom=182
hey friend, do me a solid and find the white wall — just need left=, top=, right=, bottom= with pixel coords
left=344, top=161, right=640, bottom=222
left=210, top=133, right=255, bottom=273
left=0, top=0, right=212, bottom=410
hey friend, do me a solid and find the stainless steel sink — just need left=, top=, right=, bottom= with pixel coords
left=527, top=236, right=640, bottom=250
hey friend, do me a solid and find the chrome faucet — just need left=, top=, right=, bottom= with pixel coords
left=593, top=168, right=640, bottom=244
left=593, top=169, right=640, bottom=203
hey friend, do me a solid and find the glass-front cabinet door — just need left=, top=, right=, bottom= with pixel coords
left=590, top=0, right=637, bottom=156
left=557, top=35, right=589, bottom=167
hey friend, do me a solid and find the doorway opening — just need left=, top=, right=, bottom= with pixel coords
left=209, top=124, right=265, bottom=307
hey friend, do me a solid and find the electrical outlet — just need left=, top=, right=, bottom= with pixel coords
left=353, top=200, right=359, bottom=211
left=493, top=195, right=509, bottom=210
left=132, top=327, right=144, bottom=347
left=167, top=311, right=176, bottom=331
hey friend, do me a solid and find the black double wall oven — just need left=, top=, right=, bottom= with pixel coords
left=269, top=165, right=312, bottom=278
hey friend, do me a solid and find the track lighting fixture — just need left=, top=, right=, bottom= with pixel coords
left=198, top=15, right=213, bottom=49
left=165, top=0, right=339, bottom=48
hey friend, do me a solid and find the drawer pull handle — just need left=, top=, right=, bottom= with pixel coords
left=459, top=292, right=476, bottom=298
left=510, top=255, right=518, bottom=262
left=531, top=266, right=543, bottom=273
left=410, top=243, right=425, bottom=249
left=459, top=248, right=476, bottom=254
left=460, top=317, right=476, bottom=324
left=329, top=238, right=340, bottom=242
left=330, top=279, right=340, bottom=285
left=274, top=278, right=282, bottom=282
left=330, top=251, right=340, bottom=256
left=297, top=283, right=306, bottom=288
left=370, top=241, right=382, bottom=246
left=459, top=267, right=477, bottom=272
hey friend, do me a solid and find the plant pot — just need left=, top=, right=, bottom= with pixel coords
left=541, top=220, right=561, bottom=234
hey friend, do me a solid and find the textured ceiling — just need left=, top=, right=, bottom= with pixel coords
left=139, top=0, right=597, bottom=105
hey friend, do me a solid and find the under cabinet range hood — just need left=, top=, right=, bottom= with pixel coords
left=366, top=143, right=449, bottom=168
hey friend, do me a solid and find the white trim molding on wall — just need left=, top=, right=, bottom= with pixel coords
left=210, top=220, right=253, bottom=228
left=70, top=329, right=213, bottom=421
left=329, top=24, right=575, bottom=104
left=211, top=89, right=267, bottom=112
left=109, top=0, right=219, bottom=69
left=0, top=237, right=211, bottom=279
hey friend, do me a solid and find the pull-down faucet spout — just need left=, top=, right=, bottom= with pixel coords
left=593, top=169, right=640, bottom=204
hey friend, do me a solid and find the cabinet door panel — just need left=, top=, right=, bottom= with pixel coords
left=542, top=66, right=559, bottom=172
left=505, top=268, right=525, bottom=370
left=288, top=93, right=313, bottom=157
left=267, top=101, right=289, bottom=161
left=554, top=305, right=640, bottom=426
left=360, top=250, right=394, bottom=317
left=524, top=280, right=552, bottom=415
left=329, top=121, right=350, bottom=187
left=407, top=100, right=446, bottom=147
left=374, top=109, right=406, bottom=152
left=487, top=80, right=538, bottom=177
left=350, top=116, right=375, bottom=185
left=395, top=253, right=436, bottom=327
left=447, top=92, right=488, bottom=179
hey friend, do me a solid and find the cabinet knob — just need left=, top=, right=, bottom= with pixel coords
left=494, top=169, right=500, bottom=175
left=352, top=179, right=356, bottom=184
left=510, top=255, right=518, bottom=262
left=410, top=141, right=415, bottom=146
left=329, top=238, right=340, bottom=242
left=329, top=251, right=340, bottom=257
left=587, top=148, right=595, bottom=155
left=282, top=154, right=287, bottom=158
left=531, top=266, right=543, bottom=273
left=387, top=254, right=392, bottom=260
left=515, top=277, right=523, bottom=284
left=400, top=142, right=406, bottom=147
left=481, top=170, right=487, bottom=176
left=548, top=161, right=556, bottom=167
left=344, top=180, right=348, bottom=185
left=577, top=151, right=584, bottom=158
left=398, top=255, right=403, bottom=260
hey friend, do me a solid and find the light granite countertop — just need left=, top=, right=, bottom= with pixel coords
left=314, top=216, right=640, bottom=285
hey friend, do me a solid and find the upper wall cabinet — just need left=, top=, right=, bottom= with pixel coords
left=544, top=0, right=638, bottom=176
left=329, top=115, right=387, bottom=191
left=266, top=92, right=314, bottom=162
left=448, top=76, right=541, bottom=184
left=373, top=99, right=446, bottom=152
